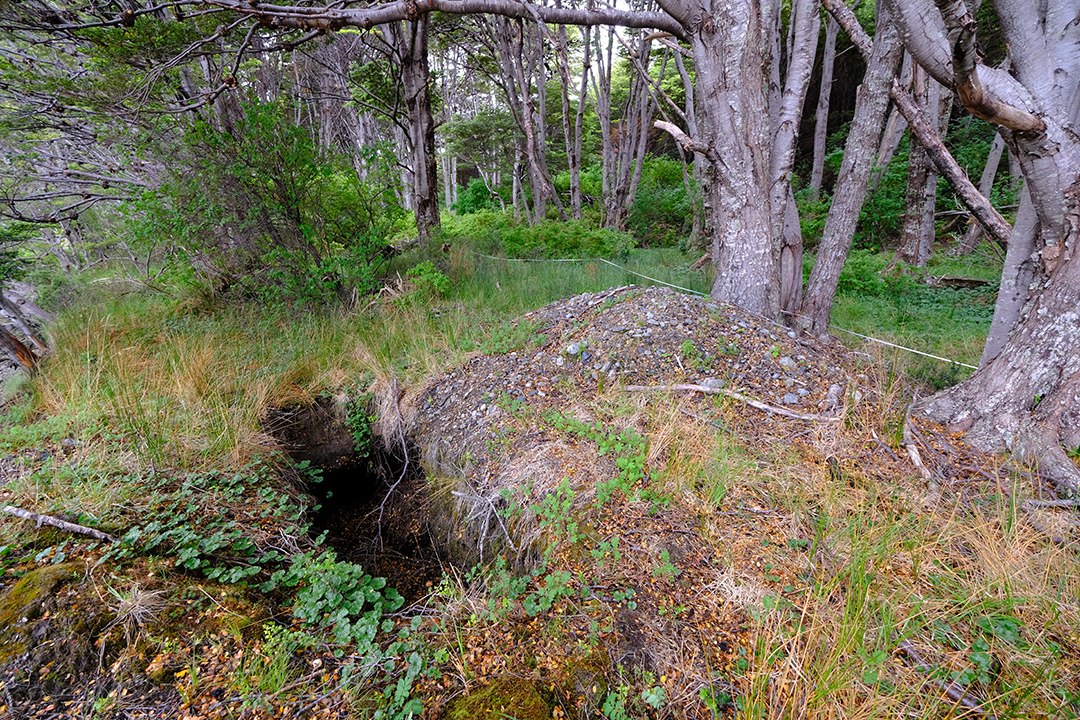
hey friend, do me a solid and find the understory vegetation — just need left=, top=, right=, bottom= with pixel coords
left=2, top=203, right=1076, bottom=719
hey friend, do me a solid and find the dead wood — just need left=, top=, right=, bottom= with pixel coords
left=3, top=505, right=118, bottom=542
left=625, top=384, right=841, bottom=423
left=897, top=640, right=996, bottom=718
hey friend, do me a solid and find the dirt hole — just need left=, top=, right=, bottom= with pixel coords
left=268, top=400, right=444, bottom=604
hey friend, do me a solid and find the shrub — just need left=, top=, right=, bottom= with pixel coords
left=128, top=102, right=403, bottom=307
left=452, top=178, right=503, bottom=215
left=625, top=157, right=693, bottom=247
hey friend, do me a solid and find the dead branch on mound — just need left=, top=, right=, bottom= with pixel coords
left=3, top=505, right=118, bottom=542
left=625, top=384, right=842, bottom=423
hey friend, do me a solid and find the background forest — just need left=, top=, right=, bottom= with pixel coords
left=0, top=0, right=1077, bottom=718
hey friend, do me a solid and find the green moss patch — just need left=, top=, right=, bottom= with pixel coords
left=445, top=676, right=551, bottom=720
left=0, top=562, right=80, bottom=665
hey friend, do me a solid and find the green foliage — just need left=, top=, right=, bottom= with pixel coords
left=346, top=394, right=377, bottom=458
left=452, top=178, right=502, bottom=215
left=113, top=459, right=308, bottom=583
left=403, top=260, right=450, bottom=300
left=794, top=188, right=831, bottom=249
left=836, top=249, right=889, bottom=297
left=442, top=210, right=633, bottom=259
left=130, top=101, right=402, bottom=306
left=502, top=219, right=634, bottom=259
left=548, top=412, right=648, bottom=505
left=625, top=157, right=694, bottom=247
left=266, top=549, right=403, bottom=650
left=0, top=222, right=33, bottom=282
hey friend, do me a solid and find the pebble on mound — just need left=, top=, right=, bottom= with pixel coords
left=409, top=285, right=865, bottom=565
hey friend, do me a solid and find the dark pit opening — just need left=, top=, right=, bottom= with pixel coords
left=269, top=402, right=444, bottom=605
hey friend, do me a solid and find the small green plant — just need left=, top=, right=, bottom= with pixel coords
left=651, top=549, right=680, bottom=581
left=265, top=549, right=403, bottom=653
left=547, top=412, right=648, bottom=505
left=403, top=260, right=450, bottom=301
left=346, top=393, right=377, bottom=457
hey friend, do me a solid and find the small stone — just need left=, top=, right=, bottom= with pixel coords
left=581, top=351, right=592, bottom=362
left=778, top=356, right=797, bottom=371
left=783, top=393, right=800, bottom=405
left=567, top=342, right=582, bottom=355
left=701, top=378, right=725, bottom=389
left=555, top=357, right=565, bottom=367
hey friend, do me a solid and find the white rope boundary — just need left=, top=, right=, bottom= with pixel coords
left=465, top=250, right=979, bottom=371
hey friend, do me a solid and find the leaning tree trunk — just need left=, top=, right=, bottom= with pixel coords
left=957, top=130, right=1006, bottom=254
left=797, top=3, right=903, bottom=336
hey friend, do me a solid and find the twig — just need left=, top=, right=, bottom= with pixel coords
left=902, top=400, right=937, bottom=486
left=2, top=505, right=118, bottom=542
left=376, top=378, right=409, bottom=543
left=1023, top=497, right=1080, bottom=509
left=897, top=640, right=996, bottom=718
left=679, top=407, right=727, bottom=431
left=625, top=384, right=841, bottom=423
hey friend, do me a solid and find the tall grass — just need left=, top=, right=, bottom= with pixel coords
left=15, top=244, right=709, bottom=470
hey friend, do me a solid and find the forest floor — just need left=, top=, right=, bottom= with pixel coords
left=0, top=285, right=1078, bottom=719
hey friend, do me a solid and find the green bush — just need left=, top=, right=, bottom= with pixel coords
left=129, top=102, right=403, bottom=307
left=836, top=249, right=889, bottom=297
left=453, top=178, right=503, bottom=215
left=441, top=211, right=632, bottom=259
left=625, top=157, right=693, bottom=247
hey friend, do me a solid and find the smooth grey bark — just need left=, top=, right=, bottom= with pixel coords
left=958, top=130, right=1005, bottom=254
left=769, top=0, right=818, bottom=314
left=879, top=0, right=1080, bottom=491
left=979, top=186, right=1036, bottom=367
left=554, top=21, right=578, bottom=219
left=571, top=26, right=592, bottom=220
left=809, top=16, right=839, bottom=198
left=797, top=1, right=902, bottom=337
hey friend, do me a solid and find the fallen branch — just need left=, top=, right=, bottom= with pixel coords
left=625, top=384, right=841, bottom=422
left=3, top=505, right=118, bottom=543
left=897, top=640, right=996, bottom=719
left=1023, top=498, right=1080, bottom=509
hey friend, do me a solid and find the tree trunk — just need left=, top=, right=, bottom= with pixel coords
left=393, top=16, right=440, bottom=244
left=687, top=2, right=779, bottom=317
left=897, top=66, right=937, bottom=267
left=770, top=0, right=818, bottom=315
left=797, top=2, right=902, bottom=336
left=957, top=130, right=1005, bottom=254
left=880, top=0, right=1080, bottom=492
left=978, top=186, right=1036, bottom=367
left=572, top=26, right=592, bottom=220
left=809, top=16, right=839, bottom=199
